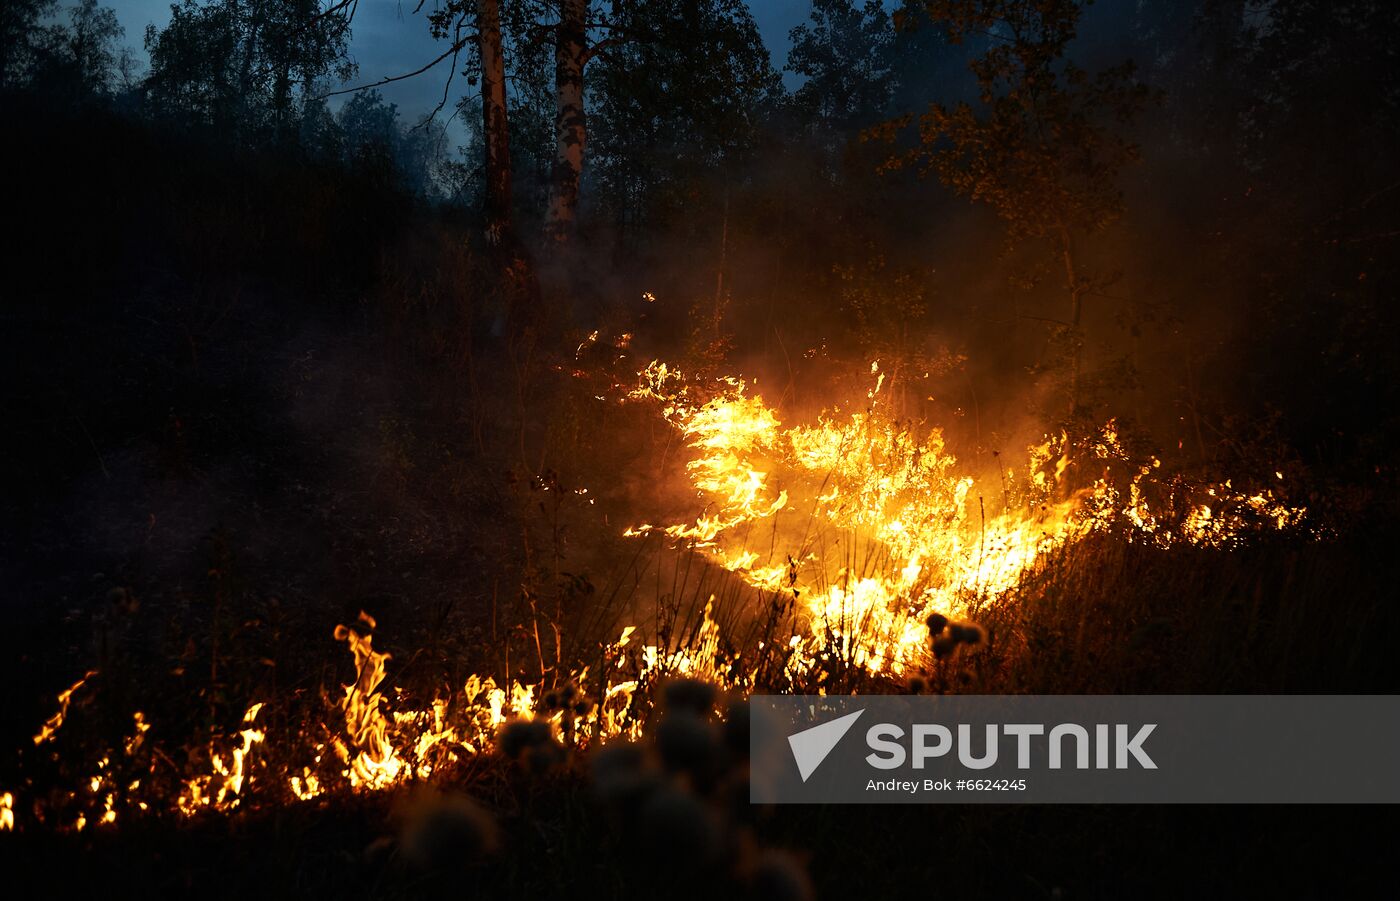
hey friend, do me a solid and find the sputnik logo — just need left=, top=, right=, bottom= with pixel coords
left=788, top=709, right=865, bottom=782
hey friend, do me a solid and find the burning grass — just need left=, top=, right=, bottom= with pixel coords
left=622, top=359, right=1311, bottom=678
left=7, top=524, right=1394, bottom=897
left=2, top=356, right=1326, bottom=845
left=7, top=340, right=1387, bottom=901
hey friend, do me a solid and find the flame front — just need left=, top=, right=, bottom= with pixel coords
left=3, top=358, right=1309, bottom=831
left=627, top=360, right=1307, bottom=676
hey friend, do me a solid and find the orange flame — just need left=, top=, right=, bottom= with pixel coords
left=626, top=361, right=1307, bottom=675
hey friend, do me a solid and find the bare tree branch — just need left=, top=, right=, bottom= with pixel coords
left=312, top=0, right=360, bottom=25
left=581, top=36, right=632, bottom=66
left=316, top=33, right=475, bottom=100
left=416, top=15, right=468, bottom=128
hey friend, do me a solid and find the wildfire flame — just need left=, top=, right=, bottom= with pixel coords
left=3, top=358, right=1309, bottom=831
left=178, top=703, right=266, bottom=815
left=626, top=360, right=1307, bottom=676
left=33, top=670, right=97, bottom=746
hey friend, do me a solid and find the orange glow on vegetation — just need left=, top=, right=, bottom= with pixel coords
left=625, top=360, right=1308, bottom=676
left=3, top=359, right=1309, bottom=831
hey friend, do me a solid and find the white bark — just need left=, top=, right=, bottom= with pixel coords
left=546, top=0, right=588, bottom=242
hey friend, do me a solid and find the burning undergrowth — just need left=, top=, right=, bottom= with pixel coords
left=2, top=353, right=1317, bottom=848
left=621, top=358, right=1310, bottom=677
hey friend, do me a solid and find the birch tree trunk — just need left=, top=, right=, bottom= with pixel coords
left=546, top=0, right=588, bottom=243
left=477, top=0, right=513, bottom=247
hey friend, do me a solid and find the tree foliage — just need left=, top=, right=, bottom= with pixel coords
left=870, top=0, right=1149, bottom=246
left=144, top=0, right=355, bottom=141
left=787, top=0, right=895, bottom=136
left=1, top=0, right=58, bottom=89
left=586, top=0, right=782, bottom=230
left=7, top=0, right=124, bottom=99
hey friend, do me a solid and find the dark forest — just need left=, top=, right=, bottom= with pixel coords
left=2, top=0, right=1399, bottom=897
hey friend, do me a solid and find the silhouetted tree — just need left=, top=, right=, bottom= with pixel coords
left=1, top=0, right=57, bottom=90
left=543, top=0, right=587, bottom=241
left=1219, top=0, right=1400, bottom=467
left=475, top=0, right=514, bottom=248
left=587, top=0, right=781, bottom=237
left=868, top=0, right=1150, bottom=416
left=787, top=0, right=895, bottom=139
left=144, top=0, right=354, bottom=142
left=24, top=0, right=124, bottom=100
left=429, top=0, right=537, bottom=276
left=338, top=88, right=400, bottom=165
left=499, top=0, right=558, bottom=228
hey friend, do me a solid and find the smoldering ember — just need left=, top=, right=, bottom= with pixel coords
left=2, top=1, right=1398, bottom=899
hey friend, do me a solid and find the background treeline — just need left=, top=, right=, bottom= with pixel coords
left=4, top=1, right=1398, bottom=637
left=4, top=0, right=460, bottom=195
left=17, top=0, right=1383, bottom=479
left=4, top=0, right=1399, bottom=696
